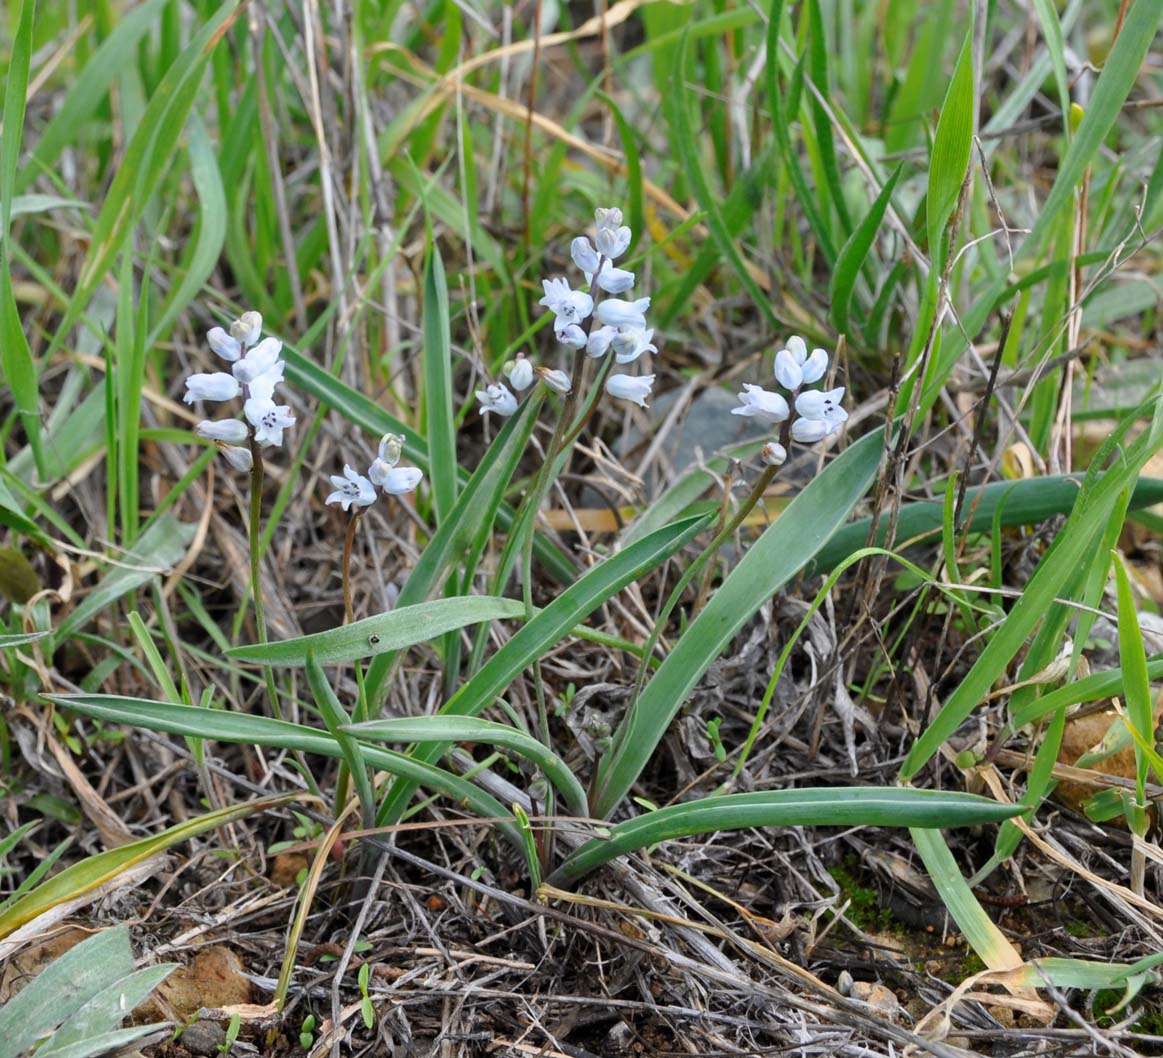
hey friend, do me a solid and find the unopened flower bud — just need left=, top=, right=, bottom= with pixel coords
left=760, top=442, right=787, bottom=467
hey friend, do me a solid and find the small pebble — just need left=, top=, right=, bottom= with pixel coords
left=180, top=1020, right=226, bottom=1057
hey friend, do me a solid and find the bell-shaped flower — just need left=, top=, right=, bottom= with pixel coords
left=795, top=386, right=846, bottom=423
left=373, top=464, right=423, bottom=495
left=537, top=367, right=572, bottom=395
left=594, top=208, right=631, bottom=259
left=596, top=297, right=650, bottom=330
left=606, top=373, right=654, bottom=408
left=791, top=418, right=831, bottom=443
left=774, top=335, right=829, bottom=391
left=760, top=442, right=787, bottom=467
left=557, top=323, right=588, bottom=349
left=505, top=357, right=534, bottom=391
left=476, top=383, right=518, bottom=417
left=207, top=327, right=241, bottom=362
left=792, top=386, right=847, bottom=442
left=246, top=361, right=285, bottom=402
left=593, top=267, right=635, bottom=294
left=613, top=327, right=656, bottom=364
left=731, top=384, right=789, bottom=424
left=326, top=464, right=377, bottom=511
left=233, top=337, right=283, bottom=385
left=586, top=326, right=617, bottom=359
left=220, top=445, right=254, bottom=473
left=244, top=397, right=296, bottom=447
left=230, top=311, right=263, bottom=347
left=195, top=419, right=249, bottom=444
left=571, top=236, right=600, bottom=275
left=539, top=277, right=593, bottom=335
left=184, top=372, right=241, bottom=405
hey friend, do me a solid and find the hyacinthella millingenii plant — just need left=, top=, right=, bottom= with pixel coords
left=469, top=208, right=657, bottom=842
left=185, top=310, right=296, bottom=714
left=324, top=433, right=423, bottom=625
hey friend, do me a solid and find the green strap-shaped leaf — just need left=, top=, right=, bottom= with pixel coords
left=926, top=20, right=975, bottom=260
left=829, top=164, right=903, bottom=336
left=595, top=428, right=884, bottom=817
left=374, top=515, right=710, bottom=826
left=345, top=716, right=588, bottom=819
left=227, top=596, right=527, bottom=667
left=47, top=695, right=521, bottom=851
left=551, top=789, right=1026, bottom=887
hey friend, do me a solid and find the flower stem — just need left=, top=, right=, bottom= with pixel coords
left=248, top=437, right=283, bottom=720
left=342, top=507, right=365, bottom=626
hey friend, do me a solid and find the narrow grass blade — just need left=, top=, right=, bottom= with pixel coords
left=829, top=164, right=902, bottom=336
left=52, top=514, right=196, bottom=645
left=15, top=0, right=169, bottom=192
left=49, top=695, right=520, bottom=850
left=809, top=475, right=1163, bottom=576
left=551, top=789, right=1025, bottom=887
left=307, top=654, right=376, bottom=827
left=1114, top=553, right=1153, bottom=805
left=0, top=790, right=297, bottom=938
left=1, top=0, right=44, bottom=474
left=152, top=113, right=227, bottom=340
left=595, top=429, right=884, bottom=817
left=422, top=239, right=458, bottom=521
left=374, top=515, right=710, bottom=826
left=926, top=22, right=974, bottom=260
left=227, top=596, right=527, bottom=667
left=0, top=631, right=49, bottom=648
left=669, top=27, right=777, bottom=327
left=1011, top=655, right=1163, bottom=728
left=48, top=2, right=239, bottom=357
left=912, top=828, right=1024, bottom=970
left=345, top=716, right=588, bottom=819
left=901, top=397, right=1163, bottom=780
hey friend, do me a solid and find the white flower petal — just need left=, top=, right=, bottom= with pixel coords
left=794, top=387, right=846, bottom=421
left=774, top=349, right=803, bottom=391
left=184, top=372, right=241, bottom=405
left=605, top=373, right=654, bottom=408
left=586, top=326, right=617, bottom=359
left=596, top=297, right=650, bottom=330
left=595, top=225, right=631, bottom=260
left=557, top=323, right=588, bottom=349
left=597, top=267, right=635, bottom=294
left=760, top=442, right=788, bottom=467
left=731, top=384, right=789, bottom=423
left=207, top=327, right=241, bottom=362
left=613, top=327, right=656, bottom=365
left=233, top=337, right=283, bottom=384
left=246, top=361, right=285, bottom=402
left=476, top=383, right=518, bottom=417
left=570, top=236, right=600, bottom=275
left=791, top=418, right=831, bottom=443
left=800, top=349, right=829, bottom=384
left=785, top=335, right=808, bottom=364
left=244, top=397, right=295, bottom=447
left=379, top=466, right=423, bottom=495
left=195, top=419, right=249, bottom=444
